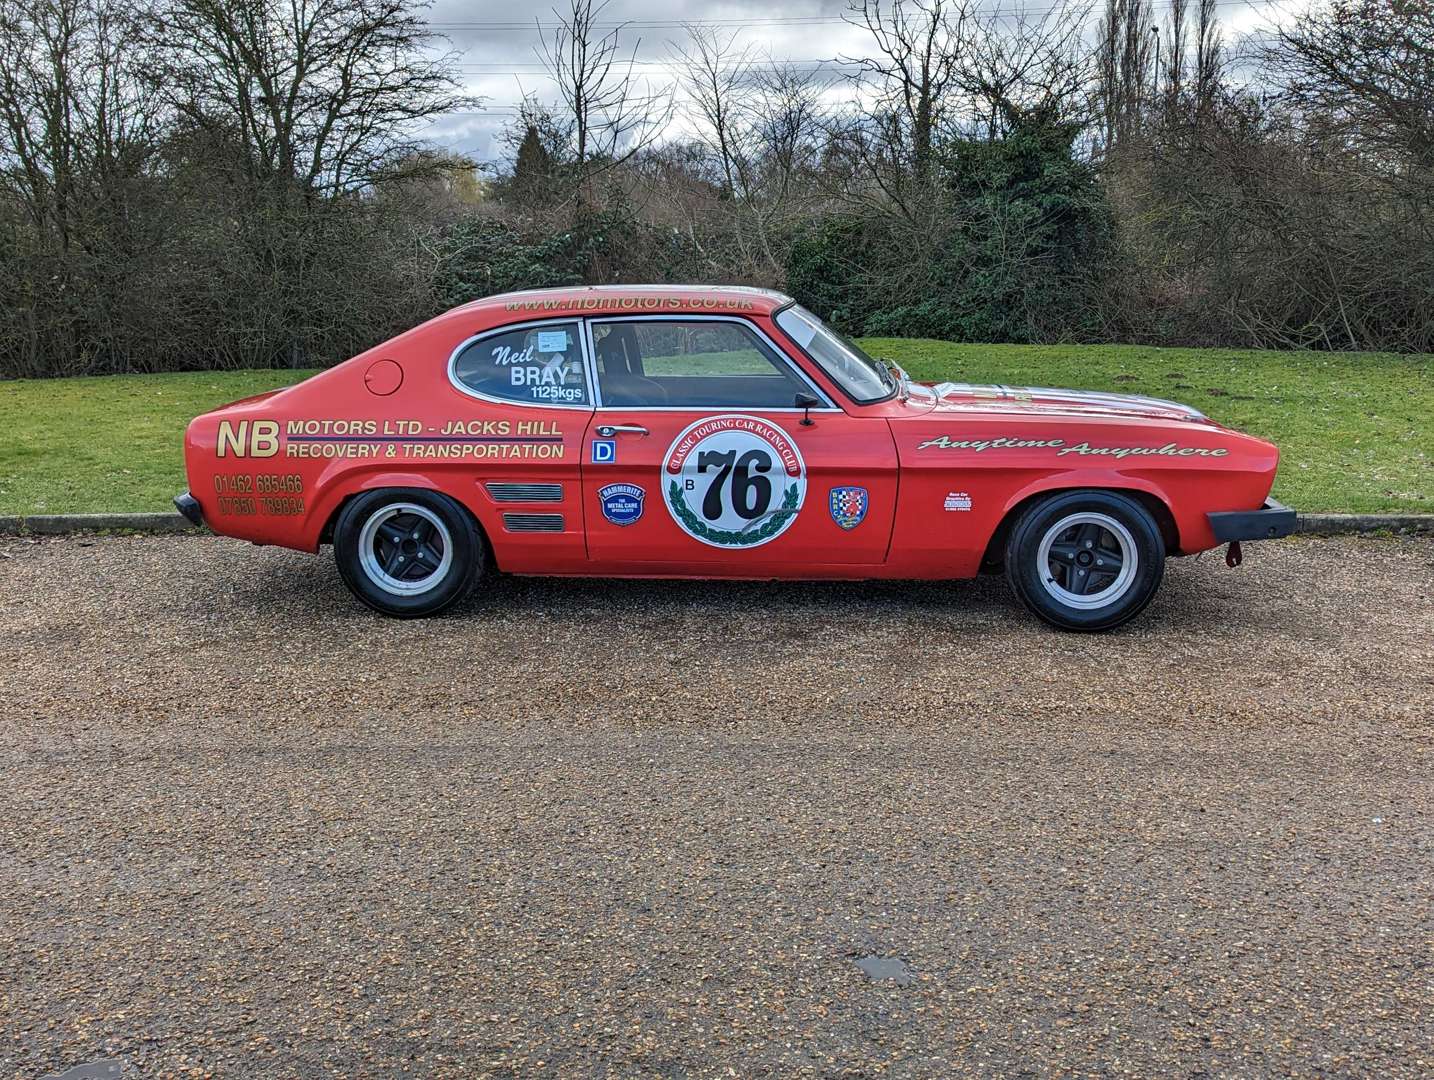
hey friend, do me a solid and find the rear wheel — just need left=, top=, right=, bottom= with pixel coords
left=334, top=488, right=483, bottom=617
left=1005, top=490, right=1165, bottom=631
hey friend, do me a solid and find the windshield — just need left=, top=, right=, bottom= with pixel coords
left=774, top=305, right=894, bottom=403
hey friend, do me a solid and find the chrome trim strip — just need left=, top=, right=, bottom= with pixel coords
left=582, top=313, right=841, bottom=412
left=501, top=512, right=565, bottom=533
left=484, top=482, right=564, bottom=503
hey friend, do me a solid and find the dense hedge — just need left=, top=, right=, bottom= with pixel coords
left=787, top=119, right=1113, bottom=343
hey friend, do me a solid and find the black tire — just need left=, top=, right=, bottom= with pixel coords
left=1004, top=490, right=1165, bottom=631
left=333, top=488, right=484, bottom=618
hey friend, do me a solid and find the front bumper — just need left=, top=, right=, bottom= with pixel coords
left=174, top=491, right=204, bottom=527
left=1207, top=498, right=1296, bottom=543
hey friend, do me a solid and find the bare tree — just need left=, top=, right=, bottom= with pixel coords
left=1193, top=0, right=1222, bottom=114
left=0, top=0, right=160, bottom=239
left=1164, top=0, right=1187, bottom=111
left=841, top=0, right=971, bottom=180
left=537, top=0, right=671, bottom=204
left=671, top=24, right=755, bottom=200
left=957, top=2, right=1092, bottom=138
left=0, top=0, right=167, bottom=373
left=1157, top=0, right=1222, bottom=120
left=153, top=0, right=472, bottom=197
left=1264, top=0, right=1434, bottom=171
left=668, top=27, right=828, bottom=277
left=750, top=61, right=827, bottom=212
left=1097, top=0, right=1155, bottom=151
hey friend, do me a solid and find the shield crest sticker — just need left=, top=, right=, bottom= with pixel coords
left=828, top=486, right=869, bottom=530
left=598, top=483, right=645, bottom=526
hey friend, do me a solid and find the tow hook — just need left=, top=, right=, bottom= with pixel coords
left=1225, top=541, right=1243, bottom=568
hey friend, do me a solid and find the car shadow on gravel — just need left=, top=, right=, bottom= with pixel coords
left=206, top=539, right=1217, bottom=635
left=472, top=563, right=1216, bottom=631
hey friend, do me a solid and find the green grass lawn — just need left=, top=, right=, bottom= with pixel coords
left=0, top=369, right=315, bottom=516
left=0, top=342, right=1429, bottom=515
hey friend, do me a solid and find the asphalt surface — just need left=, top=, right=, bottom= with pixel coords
left=1, top=533, right=1431, bottom=1078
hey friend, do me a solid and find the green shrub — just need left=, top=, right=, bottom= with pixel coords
left=784, top=114, right=1113, bottom=343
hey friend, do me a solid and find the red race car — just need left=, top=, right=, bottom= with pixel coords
left=176, top=286, right=1295, bottom=630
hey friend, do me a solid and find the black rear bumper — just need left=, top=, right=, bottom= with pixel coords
left=174, top=491, right=204, bottom=527
left=1208, top=498, right=1296, bottom=542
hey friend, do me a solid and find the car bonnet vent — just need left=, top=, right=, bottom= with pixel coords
left=502, top=512, right=564, bottom=533
left=485, top=482, right=563, bottom=503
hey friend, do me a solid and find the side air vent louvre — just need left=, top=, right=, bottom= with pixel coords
left=502, top=512, right=564, bottom=533
left=485, top=482, right=564, bottom=503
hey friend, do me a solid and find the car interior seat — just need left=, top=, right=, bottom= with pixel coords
left=595, top=327, right=668, bottom=406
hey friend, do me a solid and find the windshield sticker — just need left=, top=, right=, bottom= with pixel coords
left=663, top=415, right=805, bottom=548
left=917, top=434, right=1228, bottom=459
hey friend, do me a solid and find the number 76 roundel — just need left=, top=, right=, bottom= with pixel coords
left=662, top=414, right=807, bottom=548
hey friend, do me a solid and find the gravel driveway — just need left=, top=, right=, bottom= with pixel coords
left=1, top=533, right=1431, bottom=1078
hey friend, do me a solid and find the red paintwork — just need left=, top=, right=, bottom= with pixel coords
left=181, top=286, right=1281, bottom=578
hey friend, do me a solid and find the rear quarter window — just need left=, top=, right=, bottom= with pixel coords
left=453, top=321, right=590, bottom=406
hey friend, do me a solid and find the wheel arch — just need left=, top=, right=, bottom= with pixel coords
left=307, top=471, right=486, bottom=550
left=980, top=482, right=1179, bottom=572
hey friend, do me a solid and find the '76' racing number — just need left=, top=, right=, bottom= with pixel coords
left=663, top=414, right=807, bottom=548
left=696, top=447, right=773, bottom=521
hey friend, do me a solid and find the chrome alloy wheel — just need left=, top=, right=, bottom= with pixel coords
left=357, top=502, right=454, bottom=596
left=1035, top=511, right=1138, bottom=610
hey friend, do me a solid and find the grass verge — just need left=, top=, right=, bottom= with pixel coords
left=1, top=369, right=315, bottom=516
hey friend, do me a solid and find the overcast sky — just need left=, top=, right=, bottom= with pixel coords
left=418, top=0, right=1304, bottom=167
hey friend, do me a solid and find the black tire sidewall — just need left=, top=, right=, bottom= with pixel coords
left=1006, top=490, right=1165, bottom=631
left=334, top=488, right=483, bottom=617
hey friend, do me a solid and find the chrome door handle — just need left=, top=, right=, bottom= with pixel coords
left=596, top=424, right=649, bottom=437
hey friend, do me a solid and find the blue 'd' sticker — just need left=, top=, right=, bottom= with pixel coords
left=598, top=483, right=645, bottom=526
left=592, top=439, right=616, bottom=464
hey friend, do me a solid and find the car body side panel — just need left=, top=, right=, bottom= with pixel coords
left=883, top=409, right=1279, bottom=575
left=182, top=316, right=594, bottom=567
left=577, top=406, right=899, bottom=574
left=182, top=286, right=1285, bottom=582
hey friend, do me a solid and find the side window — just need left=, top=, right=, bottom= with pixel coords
left=453, top=321, right=590, bottom=406
left=592, top=319, right=813, bottom=409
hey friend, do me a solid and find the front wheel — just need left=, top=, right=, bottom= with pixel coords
left=1005, top=490, right=1165, bottom=631
left=333, top=488, right=484, bottom=618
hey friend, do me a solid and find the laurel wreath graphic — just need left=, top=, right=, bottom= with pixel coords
left=668, top=480, right=801, bottom=546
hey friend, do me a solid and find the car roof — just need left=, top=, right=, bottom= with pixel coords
left=449, top=284, right=795, bottom=320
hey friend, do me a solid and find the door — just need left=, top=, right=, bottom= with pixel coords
left=579, top=315, right=898, bottom=573
left=447, top=317, right=595, bottom=572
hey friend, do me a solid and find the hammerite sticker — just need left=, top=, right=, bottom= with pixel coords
left=599, top=483, right=645, bottom=526
left=663, top=414, right=805, bottom=548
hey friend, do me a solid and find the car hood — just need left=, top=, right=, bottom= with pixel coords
left=906, top=381, right=1211, bottom=424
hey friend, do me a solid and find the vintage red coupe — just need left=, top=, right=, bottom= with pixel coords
left=177, top=285, right=1295, bottom=630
